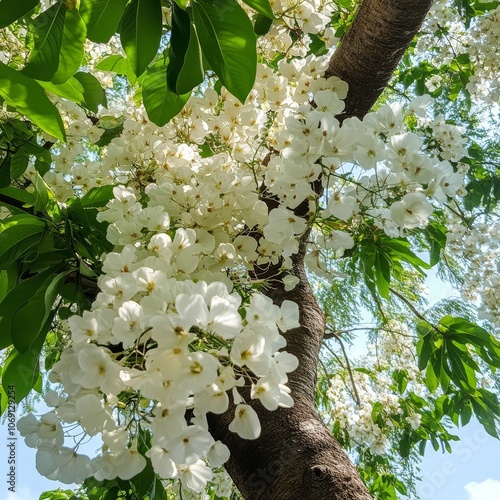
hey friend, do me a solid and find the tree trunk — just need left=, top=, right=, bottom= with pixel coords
left=209, top=1, right=433, bottom=498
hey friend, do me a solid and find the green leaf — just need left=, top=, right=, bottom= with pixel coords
left=22, top=2, right=66, bottom=81
left=94, top=115, right=126, bottom=146
left=33, top=171, right=60, bottom=217
left=167, top=3, right=191, bottom=93
left=167, top=3, right=204, bottom=95
left=425, top=363, right=439, bottom=393
left=0, top=265, right=17, bottom=302
left=95, top=54, right=137, bottom=85
left=38, top=77, right=85, bottom=103
left=254, top=12, right=273, bottom=35
left=192, top=0, right=257, bottom=103
left=1, top=346, right=43, bottom=404
left=0, top=186, right=35, bottom=206
left=80, top=0, right=128, bottom=43
left=241, top=0, right=274, bottom=19
left=120, top=0, right=162, bottom=77
left=143, top=57, right=191, bottom=126
left=79, top=185, right=115, bottom=208
left=73, top=71, right=107, bottom=112
left=51, top=5, right=87, bottom=84
left=12, top=272, right=67, bottom=353
left=0, top=218, right=46, bottom=267
left=9, top=150, right=30, bottom=179
left=0, top=0, right=39, bottom=28
left=0, top=62, right=66, bottom=141
left=0, top=268, right=58, bottom=350
left=175, top=22, right=204, bottom=95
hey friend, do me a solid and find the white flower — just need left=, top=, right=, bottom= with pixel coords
left=207, top=441, right=230, bottom=467
left=178, top=460, right=213, bottom=492
left=230, top=332, right=270, bottom=376
left=113, top=447, right=147, bottom=480
left=146, top=437, right=178, bottom=478
left=168, top=425, right=214, bottom=464
left=228, top=404, right=261, bottom=440
left=390, top=192, right=433, bottom=229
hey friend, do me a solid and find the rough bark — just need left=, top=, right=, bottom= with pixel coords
left=326, top=0, right=433, bottom=121
left=208, top=1, right=433, bottom=498
left=208, top=240, right=372, bottom=499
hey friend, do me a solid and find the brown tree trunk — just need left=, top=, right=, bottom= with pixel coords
left=209, top=1, right=433, bottom=498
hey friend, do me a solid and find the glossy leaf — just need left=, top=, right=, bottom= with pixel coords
left=167, top=2, right=191, bottom=93
left=12, top=272, right=67, bottom=353
left=0, top=61, right=66, bottom=141
left=254, top=12, right=273, bottom=35
left=0, top=217, right=46, bottom=267
left=0, top=0, right=39, bottom=29
left=51, top=6, right=87, bottom=84
left=0, top=268, right=58, bottom=350
left=79, top=185, right=115, bottom=208
left=143, top=58, right=191, bottom=126
left=22, top=2, right=66, bottom=81
left=80, top=0, right=128, bottom=43
left=1, top=343, right=44, bottom=404
left=38, top=77, right=85, bottom=103
left=120, top=0, right=162, bottom=77
left=73, top=71, right=107, bottom=112
left=175, top=22, right=204, bottom=95
left=192, top=0, right=257, bottom=103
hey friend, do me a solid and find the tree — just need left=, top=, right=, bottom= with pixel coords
left=1, top=0, right=500, bottom=499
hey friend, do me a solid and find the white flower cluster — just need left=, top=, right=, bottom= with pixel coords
left=417, top=0, right=500, bottom=104
left=325, top=323, right=425, bottom=455
left=446, top=217, right=500, bottom=330
left=17, top=186, right=300, bottom=492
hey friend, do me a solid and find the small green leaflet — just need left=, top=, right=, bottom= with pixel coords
left=0, top=61, right=66, bottom=141
left=120, top=0, right=162, bottom=77
left=80, top=0, right=128, bottom=43
left=21, top=2, right=66, bottom=81
left=192, top=0, right=257, bottom=103
left=143, top=58, right=191, bottom=126
left=0, top=0, right=39, bottom=29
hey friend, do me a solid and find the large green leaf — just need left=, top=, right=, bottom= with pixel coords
left=80, top=0, right=128, bottom=43
left=22, top=2, right=66, bottom=81
left=51, top=6, right=87, bottom=84
left=0, top=0, right=39, bottom=28
left=0, top=216, right=47, bottom=268
left=12, top=272, right=67, bottom=353
left=0, top=267, right=59, bottom=350
left=176, top=23, right=204, bottom=94
left=0, top=61, right=66, bottom=141
left=143, top=58, right=191, bottom=126
left=192, top=0, right=257, bottom=103
left=73, top=71, right=107, bottom=112
left=167, top=2, right=191, bottom=93
left=38, top=77, right=85, bottom=103
left=120, top=0, right=162, bottom=77
left=1, top=345, right=44, bottom=404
